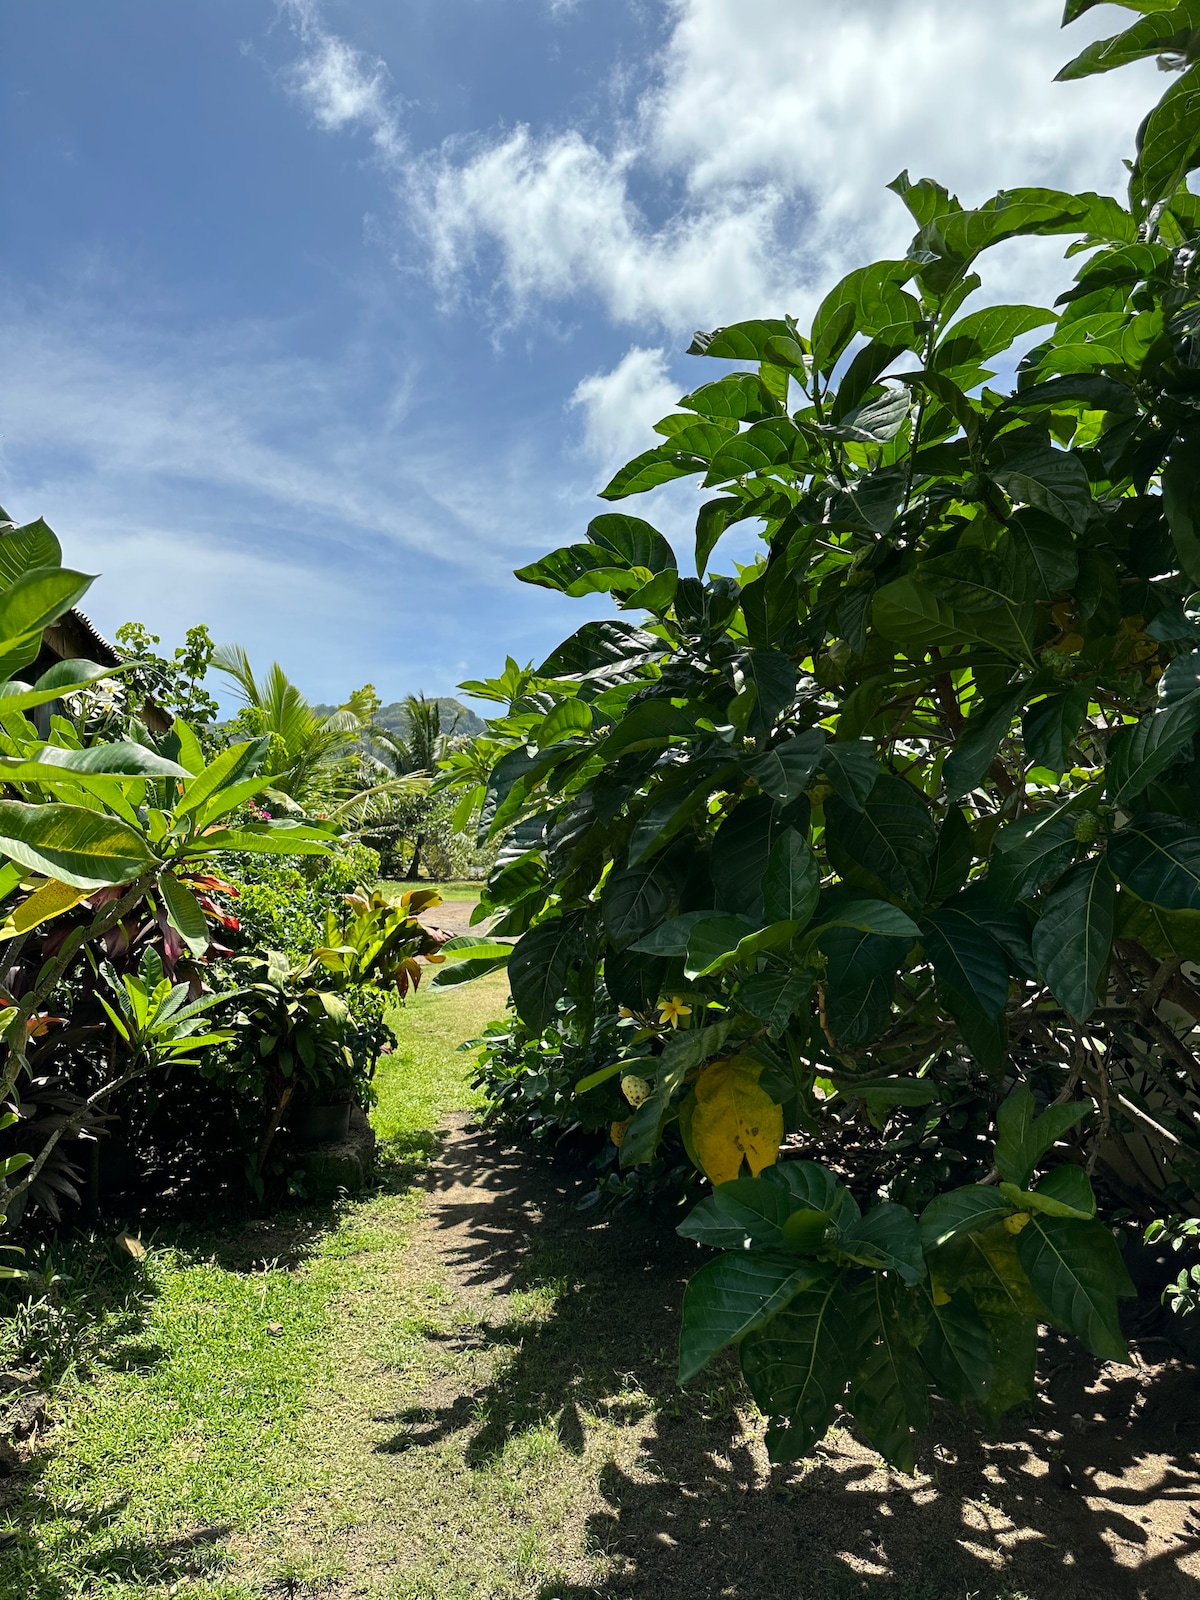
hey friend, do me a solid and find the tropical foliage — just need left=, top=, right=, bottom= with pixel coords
left=0, top=524, right=460, bottom=1226
left=437, top=4, right=1200, bottom=1468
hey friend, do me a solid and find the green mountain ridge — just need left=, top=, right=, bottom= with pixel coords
left=311, top=696, right=486, bottom=739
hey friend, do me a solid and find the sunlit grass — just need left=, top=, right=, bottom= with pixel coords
left=374, top=968, right=510, bottom=1156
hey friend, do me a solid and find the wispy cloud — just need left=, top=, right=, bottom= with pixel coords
left=281, top=0, right=405, bottom=163
left=0, top=295, right=595, bottom=697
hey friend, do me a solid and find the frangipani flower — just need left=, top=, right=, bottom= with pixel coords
left=657, top=995, right=692, bottom=1029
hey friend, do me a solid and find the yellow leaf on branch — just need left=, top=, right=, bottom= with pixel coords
left=691, top=1055, right=783, bottom=1186
left=0, top=877, right=91, bottom=941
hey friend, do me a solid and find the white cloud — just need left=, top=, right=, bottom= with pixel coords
left=570, top=345, right=679, bottom=467
left=281, top=0, right=404, bottom=162
left=408, top=0, right=1165, bottom=331
left=416, top=126, right=786, bottom=328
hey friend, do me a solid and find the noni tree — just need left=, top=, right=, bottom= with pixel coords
left=434, top=4, right=1200, bottom=1469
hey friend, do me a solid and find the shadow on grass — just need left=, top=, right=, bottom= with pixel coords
left=0, top=1492, right=234, bottom=1600
left=384, top=1121, right=1200, bottom=1600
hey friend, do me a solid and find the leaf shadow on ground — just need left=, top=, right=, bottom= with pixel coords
left=384, top=1122, right=1200, bottom=1600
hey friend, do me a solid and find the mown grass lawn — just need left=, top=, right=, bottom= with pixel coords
left=0, top=964, right=512, bottom=1600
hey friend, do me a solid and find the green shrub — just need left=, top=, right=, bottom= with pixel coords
left=228, top=843, right=382, bottom=965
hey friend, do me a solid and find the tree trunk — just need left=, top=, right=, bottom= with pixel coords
left=405, top=832, right=425, bottom=881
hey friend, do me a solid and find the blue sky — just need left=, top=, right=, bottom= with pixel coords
left=0, top=1, right=1161, bottom=707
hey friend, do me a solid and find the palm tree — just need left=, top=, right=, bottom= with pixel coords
left=369, top=693, right=458, bottom=777
left=361, top=695, right=458, bottom=879
left=213, top=645, right=363, bottom=809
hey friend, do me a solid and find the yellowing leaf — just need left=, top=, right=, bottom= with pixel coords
left=691, top=1054, right=783, bottom=1186
left=610, top=1118, right=631, bottom=1147
left=0, top=877, right=91, bottom=940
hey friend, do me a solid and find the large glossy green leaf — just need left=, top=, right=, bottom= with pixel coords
left=1016, top=1215, right=1135, bottom=1362
left=627, top=910, right=711, bottom=956
left=537, top=699, right=593, bottom=745
left=995, top=1085, right=1092, bottom=1190
left=429, top=952, right=511, bottom=988
left=1023, top=686, right=1091, bottom=773
left=684, top=914, right=759, bottom=978
left=1030, top=858, right=1114, bottom=1019
left=825, top=775, right=937, bottom=907
left=0, top=658, right=120, bottom=715
left=944, top=683, right=1027, bottom=799
left=679, top=372, right=780, bottom=424
left=846, top=1277, right=929, bottom=1473
left=679, top=1175, right=811, bottom=1250
left=0, top=566, right=93, bottom=646
left=707, top=418, right=808, bottom=482
left=835, top=324, right=925, bottom=416
left=1117, top=888, right=1200, bottom=961
left=910, top=188, right=1091, bottom=268
left=989, top=807, right=1079, bottom=905
left=594, top=700, right=698, bottom=759
left=601, top=860, right=680, bottom=950
left=820, top=927, right=907, bottom=1047
left=737, top=970, right=813, bottom=1036
left=1108, top=813, right=1200, bottom=910
left=919, top=1187, right=1014, bottom=1252
left=0, top=519, right=62, bottom=588
left=159, top=874, right=211, bottom=958
left=837, top=1202, right=925, bottom=1284
left=990, top=446, right=1092, bottom=533
left=0, top=800, right=158, bottom=889
left=1106, top=696, right=1200, bottom=803
left=536, top=620, right=661, bottom=679
left=23, top=742, right=189, bottom=779
left=921, top=904, right=1011, bottom=1019
left=820, top=741, right=879, bottom=810
left=929, top=806, right=972, bottom=905
left=933, top=304, right=1056, bottom=378
left=1163, top=436, right=1200, bottom=588
left=813, top=895, right=922, bottom=940
left=762, top=830, right=820, bottom=926
left=508, top=916, right=583, bottom=1032
left=819, top=386, right=911, bottom=444
left=746, top=729, right=826, bottom=803
left=1131, top=59, right=1200, bottom=213
left=687, top=319, right=794, bottom=360
left=711, top=795, right=778, bottom=916
left=739, top=1267, right=855, bottom=1461
left=873, top=575, right=1035, bottom=660
left=599, top=445, right=705, bottom=501
left=679, top=1251, right=825, bottom=1383
left=1033, top=1163, right=1097, bottom=1219
left=184, top=822, right=333, bottom=856
left=517, top=514, right=678, bottom=598
left=919, top=1289, right=993, bottom=1411
left=1058, top=6, right=1200, bottom=80
left=1002, top=510, right=1079, bottom=603
left=810, top=262, right=920, bottom=373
